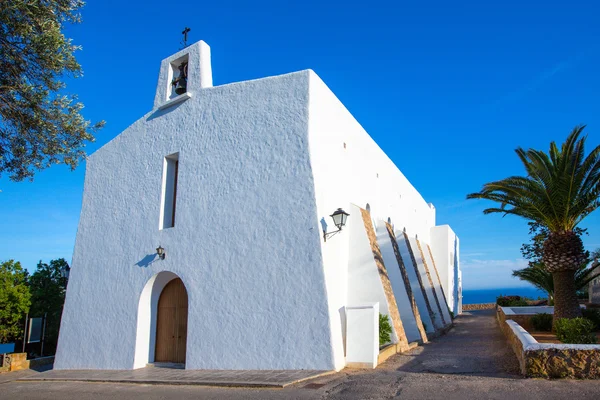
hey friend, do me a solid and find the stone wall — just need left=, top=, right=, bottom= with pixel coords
left=462, top=303, right=496, bottom=311
left=499, top=314, right=600, bottom=379
left=4, top=353, right=29, bottom=372
left=496, top=307, right=536, bottom=331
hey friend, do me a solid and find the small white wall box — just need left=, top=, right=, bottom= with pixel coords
left=345, top=303, right=379, bottom=369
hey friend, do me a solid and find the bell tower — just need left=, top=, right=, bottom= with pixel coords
left=153, top=40, right=213, bottom=110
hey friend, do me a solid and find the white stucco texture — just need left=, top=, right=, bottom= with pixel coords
left=408, top=236, right=444, bottom=330
left=430, top=225, right=461, bottom=315
left=55, top=53, right=337, bottom=370
left=346, top=205, right=396, bottom=342
left=396, top=232, right=434, bottom=333
left=422, top=244, right=452, bottom=324
left=375, top=222, right=421, bottom=342
left=345, top=304, right=379, bottom=368
left=56, top=41, right=462, bottom=371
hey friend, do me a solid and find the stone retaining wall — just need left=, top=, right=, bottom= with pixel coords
left=4, top=353, right=29, bottom=372
left=0, top=354, right=55, bottom=373
left=496, top=306, right=535, bottom=331
left=499, top=316, right=600, bottom=378
left=462, top=303, right=496, bottom=311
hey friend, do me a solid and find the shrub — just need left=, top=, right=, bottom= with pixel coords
left=496, top=295, right=517, bottom=306
left=496, top=295, right=528, bottom=306
left=582, top=308, right=600, bottom=331
left=497, top=295, right=529, bottom=307
left=555, top=318, right=597, bottom=344
left=530, top=313, right=553, bottom=332
left=509, top=299, right=529, bottom=306
left=379, top=313, right=392, bottom=346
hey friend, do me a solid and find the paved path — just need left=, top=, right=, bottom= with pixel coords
left=3, top=310, right=600, bottom=399
left=18, top=366, right=330, bottom=388
left=394, top=308, right=521, bottom=377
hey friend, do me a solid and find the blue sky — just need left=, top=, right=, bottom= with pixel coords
left=1, top=0, right=599, bottom=289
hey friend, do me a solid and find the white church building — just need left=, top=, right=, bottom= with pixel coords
left=55, top=41, right=462, bottom=372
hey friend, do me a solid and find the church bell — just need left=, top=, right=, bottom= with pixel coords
left=172, top=62, right=188, bottom=95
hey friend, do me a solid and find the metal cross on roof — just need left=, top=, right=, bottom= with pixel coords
left=181, top=27, right=191, bottom=48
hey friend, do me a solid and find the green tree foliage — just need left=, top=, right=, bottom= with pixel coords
left=0, top=260, right=31, bottom=343
left=28, top=258, right=69, bottom=355
left=467, top=126, right=600, bottom=322
left=379, top=313, right=392, bottom=346
left=0, top=0, right=103, bottom=181
left=513, top=223, right=600, bottom=302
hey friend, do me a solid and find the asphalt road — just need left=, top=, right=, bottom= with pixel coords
left=2, top=310, right=599, bottom=400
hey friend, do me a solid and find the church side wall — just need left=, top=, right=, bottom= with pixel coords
left=55, top=71, right=336, bottom=370
left=307, top=72, right=438, bottom=365
left=430, top=225, right=460, bottom=314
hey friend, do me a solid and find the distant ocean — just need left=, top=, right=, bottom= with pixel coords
left=462, top=287, right=548, bottom=304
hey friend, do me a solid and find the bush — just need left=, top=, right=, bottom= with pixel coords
left=530, top=313, right=553, bottom=332
left=496, top=295, right=518, bottom=306
left=582, top=308, right=600, bottom=331
left=497, top=295, right=528, bottom=306
left=509, top=299, right=529, bottom=306
left=379, top=313, right=392, bottom=346
left=555, top=318, right=597, bottom=344
left=496, top=295, right=529, bottom=307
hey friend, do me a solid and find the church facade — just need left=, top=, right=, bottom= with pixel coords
left=54, top=41, right=462, bottom=371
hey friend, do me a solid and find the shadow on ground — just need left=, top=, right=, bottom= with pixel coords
left=393, top=309, right=521, bottom=378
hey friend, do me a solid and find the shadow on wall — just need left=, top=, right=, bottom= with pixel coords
left=136, top=254, right=159, bottom=268
left=146, top=100, right=186, bottom=122
left=320, top=217, right=328, bottom=233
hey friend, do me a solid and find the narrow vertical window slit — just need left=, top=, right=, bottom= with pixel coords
left=160, top=153, right=179, bottom=229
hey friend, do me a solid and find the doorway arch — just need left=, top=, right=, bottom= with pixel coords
left=133, top=271, right=188, bottom=368
left=155, top=278, right=188, bottom=363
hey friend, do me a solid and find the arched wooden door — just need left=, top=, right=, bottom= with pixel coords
left=155, top=278, right=188, bottom=363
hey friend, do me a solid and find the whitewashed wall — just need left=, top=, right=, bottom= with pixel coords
left=407, top=236, right=443, bottom=330
left=307, top=72, right=440, bottom=353
left=55, top=44, right=337, bottom=370
left=56, top=42, right=461, bottom=372
left=376, top=222, right=421, bottom=342
left=346, top=205, right=394, bottom=341
left=431, top=225, right=461, bottom=315
left=422, top=244, right=452, bottom=324
left=307, top=72, right=436, bottom=246
left=395, top=232, right=435, bottom=333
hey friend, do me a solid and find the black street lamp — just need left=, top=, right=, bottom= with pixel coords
left=323, top=208, right=350, bottom=242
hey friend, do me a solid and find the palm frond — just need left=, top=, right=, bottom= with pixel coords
left=467, top=125, right=600, bottom=232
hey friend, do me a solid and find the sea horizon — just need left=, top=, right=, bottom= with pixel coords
left=462, top=286, right=548, bottom=305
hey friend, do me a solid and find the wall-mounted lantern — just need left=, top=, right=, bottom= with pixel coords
left=323, top=208, right=350, bottom=242
left=156, top=245, right=166, bottom=260
left=60, top=264, right=71, bottom=280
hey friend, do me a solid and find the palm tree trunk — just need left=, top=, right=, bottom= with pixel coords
left=552, top=270, right=582, bottom=323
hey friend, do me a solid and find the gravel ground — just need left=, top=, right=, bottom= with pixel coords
left=3, top=310, right=600, bottom=399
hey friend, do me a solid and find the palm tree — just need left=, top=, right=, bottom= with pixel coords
left=512, top=255, right=600, bottom=304
left=512, top=263, right=554, bottom=303
left=467, top=126, right=600, bottom=322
